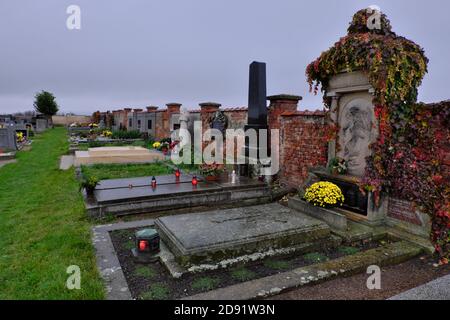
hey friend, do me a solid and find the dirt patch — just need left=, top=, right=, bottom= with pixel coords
left=269, top=255, right=450, bottom=300
left=110, top=228, right=394, bottom=300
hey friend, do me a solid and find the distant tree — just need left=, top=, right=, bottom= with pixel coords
left=33, top=91, right=59, bottom=117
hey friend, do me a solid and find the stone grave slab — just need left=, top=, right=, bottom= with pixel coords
left=155, top=203, right=330, bottom=266
left=74, top=146, right=165, bottom=165
left=96, top=174, right=201, bottom=190
left=95, top=180, right=222, bottom=204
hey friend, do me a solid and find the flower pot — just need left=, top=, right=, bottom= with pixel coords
left=205, top=175, right=219, bottom=181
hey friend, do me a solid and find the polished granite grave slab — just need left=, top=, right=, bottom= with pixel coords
left=95, top=181, right=222, bottom=204
left=155, top=203, right=331, bottom=266
left=96, top=174, right=201, bottom=190
left=94, top=175, right=264, bottom=204
left=86, top=175, right=271, bottom=218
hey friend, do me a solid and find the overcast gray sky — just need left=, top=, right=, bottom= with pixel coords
left=0, top=0, right=449, bottom=115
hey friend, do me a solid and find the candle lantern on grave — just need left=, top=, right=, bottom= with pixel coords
left=132, top=228, right=160, bottom=261
left=174, top=168, right=181, bottom=179
left=151, top=176, right=157, bottom=188
left=191, top=175, right=198, bottom=186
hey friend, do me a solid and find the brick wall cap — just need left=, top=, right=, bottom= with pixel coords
left=133, top=108, right=143, bottom=112
left=280, top=110, right=325, bottom=117
left=223, top=107, right=248, bottom=112
left=267, top=94, right=302, bottom=101
left=123, top=108, right=132, bottom=112
left=166, top=103, right=182, bottom=107
left=146, top=106, right=159, bottom=112
left=199, top=102, right=222, bottom=108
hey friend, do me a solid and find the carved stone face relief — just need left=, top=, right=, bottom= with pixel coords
left=338, top=98, right=376, bottom=177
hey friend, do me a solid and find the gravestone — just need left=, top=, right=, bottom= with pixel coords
left=155, top=203, right=330, bottom=267
left=0, top=127, right=17, bottom=151
left=241, top=61, right=269, bottom=177
left=326, top=71, right=378, bottom=177
left=36, top=118, right=48, bottom=133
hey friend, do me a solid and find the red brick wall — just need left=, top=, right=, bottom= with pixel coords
left=279, top=111, right=327, bottom=187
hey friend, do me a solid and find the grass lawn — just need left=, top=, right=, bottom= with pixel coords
left=81, top=162, right=173, bottom=180
left=0, top=127, right=105, bottom=299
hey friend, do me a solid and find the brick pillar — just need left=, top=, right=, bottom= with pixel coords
left=267, top=94, right=302, bottom=130
left=123, top=108, right=132, bottom=129
left=166, top=103, right=182, bottom=114
left=199, top=102, right=221, bottom=133
left=199, top=102, right=221, bottom=158
left=146, top=106, right=158, bottom=112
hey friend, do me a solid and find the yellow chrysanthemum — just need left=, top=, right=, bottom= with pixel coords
left=304, top=181, right=344, bottom=208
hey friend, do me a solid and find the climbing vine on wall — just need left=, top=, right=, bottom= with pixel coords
left=306, top=9, right=449, bottom=263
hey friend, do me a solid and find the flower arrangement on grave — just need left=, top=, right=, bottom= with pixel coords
left=79, top=175, right=99, bottom=195
left=88, top=123, right=99, bottom=129
left=152, top=141, right=161, bottom=149
left=101, top=130, right=113, bottom=138
left=304, top=182, right=345, bottom=208
left=199, top=162, right=225, bottom=181
left=328, top=158, right=348, bottom=175
left=16, top=132, right=24, bottom=143
left=306, top=8, right=450, bottom=264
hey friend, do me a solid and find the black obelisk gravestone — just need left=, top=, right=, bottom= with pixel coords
left=247, top=61, right=268, bottom=129
left=241, top=61, right=268, bottom=176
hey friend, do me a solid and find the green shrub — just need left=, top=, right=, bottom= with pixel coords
left=111, top=130, right=142, bottom=139
left=79, top=175, right=99, bottom=195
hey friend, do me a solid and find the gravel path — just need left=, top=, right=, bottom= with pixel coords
left=269, top=256, right=450, bottom=300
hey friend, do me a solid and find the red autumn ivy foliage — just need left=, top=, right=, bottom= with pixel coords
left=306, top=9, right=449, bottom=263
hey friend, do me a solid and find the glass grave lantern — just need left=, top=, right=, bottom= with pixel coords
left=131, top=228, right=160, bottom=262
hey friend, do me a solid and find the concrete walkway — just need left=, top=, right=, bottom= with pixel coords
left=59, top=155, right=74, bottom=170
left=0, top=159, right=17, bottom=168
left=389, top=274, right=450, bottom=300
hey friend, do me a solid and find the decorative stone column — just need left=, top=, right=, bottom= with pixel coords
left=326, top=94, right=340, bottom=165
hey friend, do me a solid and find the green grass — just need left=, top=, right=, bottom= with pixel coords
left=303, top=252, right=329, bottom=263
left=230, top=267, right=257, bottom=282
left=0, top=127, right=105, bottom=299
left=337, top=246, right=361, bottom=255
left=134, top=265, right=156, bottom=278
left=141, top=283, right=170, bottom=300
left=191, top=276, right=220, bottom=291
left=263, top=259, right=293, bottom=270
left=80, top=162, right=172, bottom=180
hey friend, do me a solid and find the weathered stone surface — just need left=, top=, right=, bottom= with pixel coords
left=74, top=146, right=165, bottom=166
left=155, top=203, right=330, bottom=266
left=288, top=196, right=348, bottom=231
left=183, top=240, right=422, bottom=300
left=389, top=274, right=450, bottom=300
left=0, top=127, right=17, bottom=151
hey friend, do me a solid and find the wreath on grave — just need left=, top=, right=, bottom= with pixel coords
left=305, top=8, right=449, bottom=263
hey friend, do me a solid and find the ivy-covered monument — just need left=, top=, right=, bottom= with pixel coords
left=305, top=8, right=449, bottom=263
